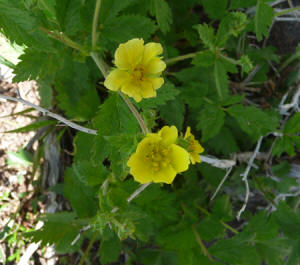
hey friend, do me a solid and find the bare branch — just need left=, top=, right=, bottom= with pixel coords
left=237, top=136, right=264, bottom=220
left=201, top=155, right=236, bottom=169
left=0, top=94, right=97, bottom=135
left=210, top=167, right=233, bottom=201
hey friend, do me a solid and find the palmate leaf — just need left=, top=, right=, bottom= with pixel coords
left=99, top=232, right=122, bottom=265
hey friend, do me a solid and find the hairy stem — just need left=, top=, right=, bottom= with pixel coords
left=165, top=52, right=197, bottom=64
left=192, top=224, right=214, bottom=261
left=92, top=0, right=102, bottom=50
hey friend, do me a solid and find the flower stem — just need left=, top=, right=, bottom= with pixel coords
left=39, top=27, right=84, bottom=53
left=165, top=52, right=197, bottom=64
left=275, top=6, right=300, bottom=17
left=192, top=224, right=214, bottom=261
left=78, top=233, right=97, bottom=265
left=119, top=93, right=149, bottom=134
left=92, top=0, right=102, bottom=50
left=90, top=53, right=149, bottom=134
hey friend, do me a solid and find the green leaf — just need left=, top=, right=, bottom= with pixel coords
left=254, top=1, right=274, bottom=41
left=73, top=161, right=108, bottom=186
left=197, top=104, right=225, bottom=142
left=284, top=113, right=300, bottom=134
left=6, top=148, right=33, bottom=167
left=55, top=57, right=100, bottom=121
left=274, top=202, right=300, bottom=241
left=206, top=127, right=239, bottom=155
left=272, top=136, right=296, bottom=157
left=159, top=98, right=185, bottom=130
left=99, top=233, right=121, bottom=265
left=191, top=50, right=216, bottom=67
left=227, top=104, right=279, bottom=140
left=214, top=59, right=229, bottom=100
left=216, top=12, right=248, bottom=47
left=93, top=94, right=139, bottom=136
left=136, top=249, right=178, bottom=265
left=194, top=24, right=215, bottom=50
left=25, top=212, right=83, bottom=253
left=181, top=82, right=208, bottom=108
left=0, top=0, right=51, bottom=49
left=0, top=54, right=14, bottom=68
left=64, top=167, right=98, bottom=218
left=230, top=0, right=257, bottom=9
left=13, top=50, right=59, bottom=82
left=136, top=82, right=180, bottom=109
left=202, top=0, right=228, bottom=20
left=100, top=0, right=136, bottom=23
left=4, top=120, right=56, bottom=133
left=73, top=132, right=96, bottom=163
left=55, top=0, right=82, bottom=36
left=100, top=15, right=156, bottom=44
left=239, top=55, right=253, bottom=74
left=209, top=237, right=261, bottom=265
left=151, top=0, right=173, bottom=33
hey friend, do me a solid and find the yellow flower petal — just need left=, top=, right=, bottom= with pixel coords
left=159, top=126, right=178, bottom=146
left=121, top=82, right=142, bottom=102
left=104, top=69, right=130, bottom=91
left=153, top=165, right=177, bottom=184
left=127, top=153, right=153, bottom=184
left=170, top=144, right=190, bottom=172
left=141, top=80, right=156, bottom=98
left=114, top=38, right=144, bottom=70
left=184, top=127, right=204, bottom=164
left=144, top=58, right=166, bottom=74
left=148, top=77, right=164, bottom=90
left=142, top=42, right=163, bottom=65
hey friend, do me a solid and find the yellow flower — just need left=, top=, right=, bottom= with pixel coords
left=104, top=38, right=166, bottom=102
left=127, top=126, right=190, bottom=184
left=184, top=127, right=204, bottom=164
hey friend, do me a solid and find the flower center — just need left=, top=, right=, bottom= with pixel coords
left=132, top=65, right=145, bottom=82
left=145, top=143, right=171, bottom=172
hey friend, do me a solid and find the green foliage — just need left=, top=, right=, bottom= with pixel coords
left=1, top=0, right=298, bottom=263
left=254, top=0, right=274, bottom=41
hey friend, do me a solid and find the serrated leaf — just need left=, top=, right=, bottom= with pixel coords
left=73, top=161, right=108, bottom=186
left=64, top=167, right=98, bottom=218
left=151, top=0, right=173, bottom=34
left=272, top=136, right=296, bottom=157
left=197, top=104, right=225, bottom=142
left=55, top=0, right=82, bottom=36
left=191, top=50, right=216, bottom=67
left=214, top=60, right=229, bottom=100
left=274, top=202, right=300, bottom=241
left=99, top=233, right=121, bottom=265
left=209, top=237, right=261, bottom=265
left=136, top=249, right=178, bottom=265
left=202, top=0, right=228, bottom=20
left=100, top=0, right=136, bottom=23
left=181, top=82, right=209, bottom=108
left=194, top=24, right=215, bottom=50
left=93, top=94, right=139, bottom=135
left=284, top=113, right=300, bottom=134
left=227, top=104, right=279, bottom=140
left=255, top=1, right=274, bottom=41
left=0, top=1, right=51, bottom=49
left=55, top=57, right=100, bottom=121
left=13, top=50, right=59, bottom=82
left=159, top=98, right=185, bottom=130
left=136, top=82, right=180, bottom=109
left=25, top=212, right=83, bottom=253
left=216, top=12, right=248, bottom=47
left=73, top=132, right=97, bottom=163
left=100, top=15, right=156, bottom=44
